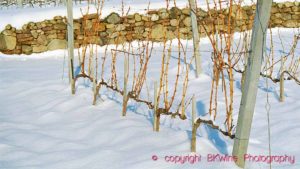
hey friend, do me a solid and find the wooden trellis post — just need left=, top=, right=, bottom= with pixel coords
left=192, top=95, right=196, bottom=123
left=188, top=0, right=202, bottom=77
left=232, top=0, right=273, bottom=168
left=92, top=49, right=97, bottom=103
left=279, top=55, right=285, bottom=102
left=280, top=70, right=285, bottom=102
left=67, top=0, right=75, bottom=94
left=153, top=81, right=159, bottom=131
left=122, top=56, right=129, bottom=116
left=191, top=95, right=197, bottom=152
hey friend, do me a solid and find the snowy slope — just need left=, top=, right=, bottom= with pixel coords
left=1, top=28, right=300, bottom=169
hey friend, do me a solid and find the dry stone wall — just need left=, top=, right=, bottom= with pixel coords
left=0, top=1, right=299, bottom=55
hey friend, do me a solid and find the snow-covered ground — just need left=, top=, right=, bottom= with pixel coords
left=1, top=1, right=300, bottom=169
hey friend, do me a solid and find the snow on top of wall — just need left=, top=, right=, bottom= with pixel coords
left=0, top=0, right=293, bottom=30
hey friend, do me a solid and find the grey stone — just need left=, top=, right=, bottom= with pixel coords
left=31, top=30, right=39, bottom=38
left=151, top=14, right=159, bottom=21
left=0, top=34, right=6, bottom=50
left=33, top=45, right=47, bottom=53
left=134, top=14, right=142, bottom=22
left=169, top=7, right=182, bottom=19
left=106, top=13, right=121, bottom=24
left=37, top=34, right=48, bottom=45
left=182, top=8, right=191, bottom=15
left=1, top=34, right=16, bottom=50
left=22, top=45, right=33, bottom=55
left=5, top=24, right=12, bottom=30
left=170, top=19, right=179, bottom=27
left=151, top=24, right=166, bottom=39
left=54, top=23, right=66, bottom=30
left=2, top=30, right=16, bottom=37
left=47, top=39, right=67, bottom=51
left=183, top=17, right=192, bottom=27
left=116, top=24, right=126, bottom=31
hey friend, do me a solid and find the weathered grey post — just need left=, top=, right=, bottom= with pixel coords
left=122, top=56, right=129, bottom=116
left=192, top=95, right=196, bottom=123
left=188, top=0, right=202, bottom=77
left=279, top=55, right=285, bottom=102
left=92, top=52, right=97, bottom=102
left=67, top=0, right=76, bottom=94
left=279, top=70, right=285, bottom=102
left=153, top=81, right=158, bottom=131
left=191, top=95, right=197, bottom=152
left=232, top=0, right=273, bottom=168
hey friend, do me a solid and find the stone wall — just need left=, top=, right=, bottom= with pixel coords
left=0, top=1, right=299, bottom=55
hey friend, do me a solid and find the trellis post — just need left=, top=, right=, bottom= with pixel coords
left=232, top=0, right=273, bottom=168
left=122, top=56, right=129, bottom=116
left=279, top=70, right=285, bottom=102
left=191, top=95, right=197, bottom=152
left=67, top=0, right=75, bottom=94
left=153, top=81, right=159, bottom=131
left=92, top=49, right=97, bottom=103
left=188, top=0, right=202, bottom=77
left=279, top=55, right=285, bottom=102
